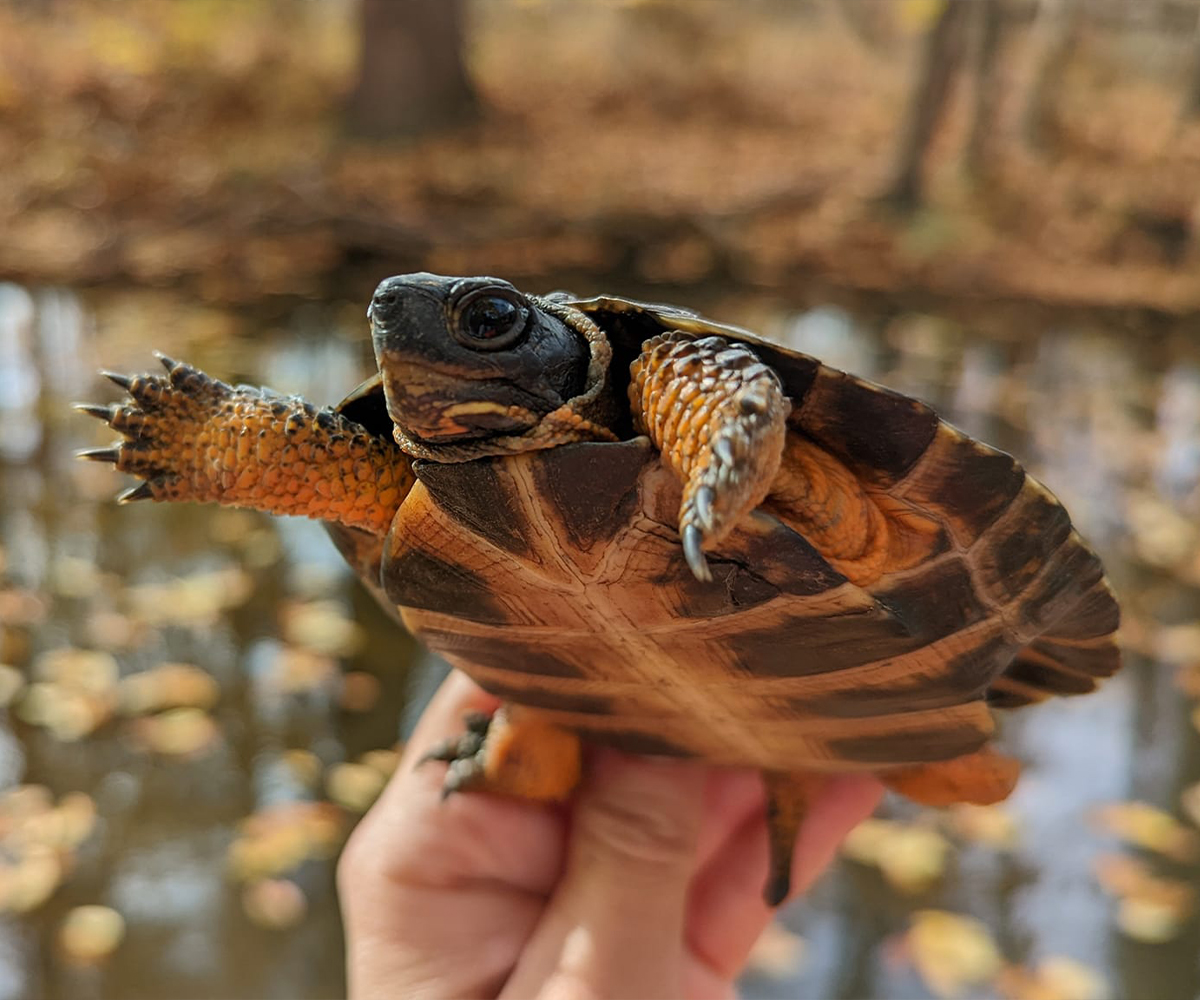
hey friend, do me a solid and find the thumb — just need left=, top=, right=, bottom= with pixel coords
left=502, top=749, right=707, bottom=999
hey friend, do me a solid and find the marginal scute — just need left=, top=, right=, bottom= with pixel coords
left=892, top=424, right=1026, bottom=547
left=795, top=368, right=940, bottom=483
left=727, top=606, right=917, bottom=678
left=973, top=480, right=1072, bottom=603
left=871, top=556, right=989, bottom=643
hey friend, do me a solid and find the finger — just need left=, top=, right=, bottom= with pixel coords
left=502, top=749, right=708, bottom=1000
left=683, top=774, right=884, bottom=993
left=340, top=672, right=567, bottom=1000
left=353, top=672, right=566, bottom=893
left=695, top=768, right=765, bottom=871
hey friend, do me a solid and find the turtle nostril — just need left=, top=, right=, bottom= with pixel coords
left=375, top=290, right=398, bottom=309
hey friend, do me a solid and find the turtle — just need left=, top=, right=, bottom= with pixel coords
left=78, top=273, right=1121, bottom=905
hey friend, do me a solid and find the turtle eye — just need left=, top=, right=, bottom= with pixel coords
left=453, top=290, right=528, bottom=351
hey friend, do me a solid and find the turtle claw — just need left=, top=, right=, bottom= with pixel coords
left=74, top=402, right=116, bottom=423
left=154, top=351, right=179, bottom=372
left=418, top=711, right=493, bottom=798
left=76, top=446, right=121, bottom=463
left=118, top=482, right=155, bottom=503
left=101, top=371, right=134, bottom=391
left=682, top=523, right=712, bottom=582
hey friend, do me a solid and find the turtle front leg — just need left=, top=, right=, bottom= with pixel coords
left=77, top=356, right=414, bottom=536
left=422, top=704, right=582, bottom=802
left=629, top=333, right=790, bottom=581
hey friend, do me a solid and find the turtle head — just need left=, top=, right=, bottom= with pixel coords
left=368, top=273, right=596, bottom=457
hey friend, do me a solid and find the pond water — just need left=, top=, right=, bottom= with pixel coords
left=0, top=280, right=1197, bottom=999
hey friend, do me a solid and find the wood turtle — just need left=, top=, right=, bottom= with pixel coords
left=80, top=273, right=1121, bottom=904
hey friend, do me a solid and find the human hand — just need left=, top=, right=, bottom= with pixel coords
left=339, top=672, right=883, bottom=1000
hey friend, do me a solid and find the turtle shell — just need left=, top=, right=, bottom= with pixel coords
left=327, top=296, right=1120, bottom=773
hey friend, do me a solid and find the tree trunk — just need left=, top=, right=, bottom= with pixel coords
left=1021, top=0, right=1080, bottom=155
left=879, top=0, right=971, bottom=212
left=345, top=0, right=476, bottom=140
left=963, top=0, right=1005, bottom=182
left=1180, top=15, right=1200, bottom=120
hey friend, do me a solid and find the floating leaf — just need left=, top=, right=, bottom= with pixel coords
left=118, top=662, right=220, bottom=715
left=746, top=920, right=808, bottom=980
left=358, top=748, right=401, bottom=780
left=339, top=671, right=381, bottom=713
left=1093, top=852, right=1194, bottom=944
left=126, top=567, right=253, bottom=627
left=281, top=600, right=364, bottom=658
left=997, top=956, right=1108, bottom=1000
left=843, top=818, right=950, bottom=894
left=281, top=749, right=323, bottom=789
left=326, top=762, right=386, bottom=813
left=1091, top=801, right=1200, bottom=862
left=242, top=878, right=307, bottom=929
left=0, top=588, right=48, bottom=627
left=59, top=905, right=126, bottom=964
left=269, top=646, right=336, bottom=695
left=18, top=683, right=113, bottom=741
left=84, top=610, right=150, bottom=652
left=1117, top=893, right=1193, bottom=944
left=33, top=648, right=118, bottom=696
left=228, top=802, right=344, bottom=882
left=1155, top=622, right=1200, bottom=666
left=945, top=803, right=1020, bottom=850
left=906, top=910, right=1003, bottom=999
left=1179, top=782, right=1200, bottom=829
left=130, top=707, right=219, bottom=757
left=0, top=846, right=64, bottom=913
left=0, top=664, right=25, bottom=707
left=1093, top=852, right=1153, bottom=898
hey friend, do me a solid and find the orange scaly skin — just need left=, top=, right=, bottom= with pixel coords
left=78, top=357, right=413, bottom=537
left=880, top=748, right=1022, bottom=807
left=422, top=705, right=583, bottom=802
left=629, top=332, right=790, bottom=580
left=470, top=707, right=583, bottom=801
left=765, top=436, right=891, bottom=586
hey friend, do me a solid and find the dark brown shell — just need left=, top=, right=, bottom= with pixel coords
left=328, top=297, right=1120, bottom=773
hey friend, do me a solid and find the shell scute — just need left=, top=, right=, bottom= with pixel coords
left=892, top=425, right=1026, bottom=548
left=795, top=368, right=940, bottom=482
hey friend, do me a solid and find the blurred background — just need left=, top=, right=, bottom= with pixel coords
left=2, top=0, right=1200, bottom=997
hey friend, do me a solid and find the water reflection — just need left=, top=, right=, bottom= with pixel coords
left=0, top=283, right=1196, bottom=999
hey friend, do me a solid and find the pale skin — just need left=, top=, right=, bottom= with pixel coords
left=338, top=672, right=884, bottom=1000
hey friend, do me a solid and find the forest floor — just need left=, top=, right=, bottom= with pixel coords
left=7, top=1, right=1200, bottom=320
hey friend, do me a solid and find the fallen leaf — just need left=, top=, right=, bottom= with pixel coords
left=945, top=803, right=1020, bottom=851
left=242, top=878, right=307, bottom=929
left=339, top=671, right=381, bottom=713
left=1091, top=801, right=1200, bottom=862
left=59, top=905, right=126, bottom=963
left=326, top=762, right=386, bottom=813
left=906, top=909, right=1003, bottom=999
left=281, top=600, right=364, bottom=658
left=843, top=818, right=951, bottom=894
left=997, top=956, right=1108, bottom=1000
left=130, top=707, right=220, bottom=757
left=118, top=662, right=220, bottom=715
left=745, top=920, right=808, bottom=979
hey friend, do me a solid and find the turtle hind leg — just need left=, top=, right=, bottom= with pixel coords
left=761, top=772, right=826, bottom=907
left=880, top=747, right=1021, bottom=807
left=422, top=704, right=582, bottom=803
